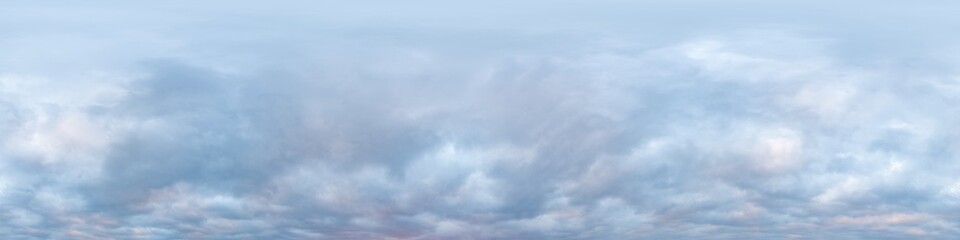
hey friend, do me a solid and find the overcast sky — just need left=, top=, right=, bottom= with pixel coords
left=3, top=1, right=960, bottom=239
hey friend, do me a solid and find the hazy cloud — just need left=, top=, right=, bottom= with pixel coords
left=2, top=1, right=960, bottom=239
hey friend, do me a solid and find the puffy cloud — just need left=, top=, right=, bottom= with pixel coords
left=3, top=1, right=960, bottom=239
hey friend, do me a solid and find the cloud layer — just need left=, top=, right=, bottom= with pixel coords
left=3, top=1, right=960, bottom=239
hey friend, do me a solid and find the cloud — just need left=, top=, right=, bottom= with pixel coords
left=3, top=1, right=960, bottom=239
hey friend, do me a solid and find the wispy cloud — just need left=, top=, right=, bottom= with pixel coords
left=2, top=1, right=960, bottom=239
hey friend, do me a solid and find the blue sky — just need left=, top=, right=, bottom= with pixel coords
left=2, top=1, right=960, bottom=239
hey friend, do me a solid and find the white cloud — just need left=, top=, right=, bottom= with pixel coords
left=2, top=1, right=960, bottom=239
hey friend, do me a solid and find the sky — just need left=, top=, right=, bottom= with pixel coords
left=2, top=1, right=960, bottom=239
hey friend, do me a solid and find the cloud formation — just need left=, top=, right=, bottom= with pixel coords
left=3, top=1, right=960, bottom=239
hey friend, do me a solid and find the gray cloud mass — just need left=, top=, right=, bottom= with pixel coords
left=2, top=1, right=960, bottom=239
